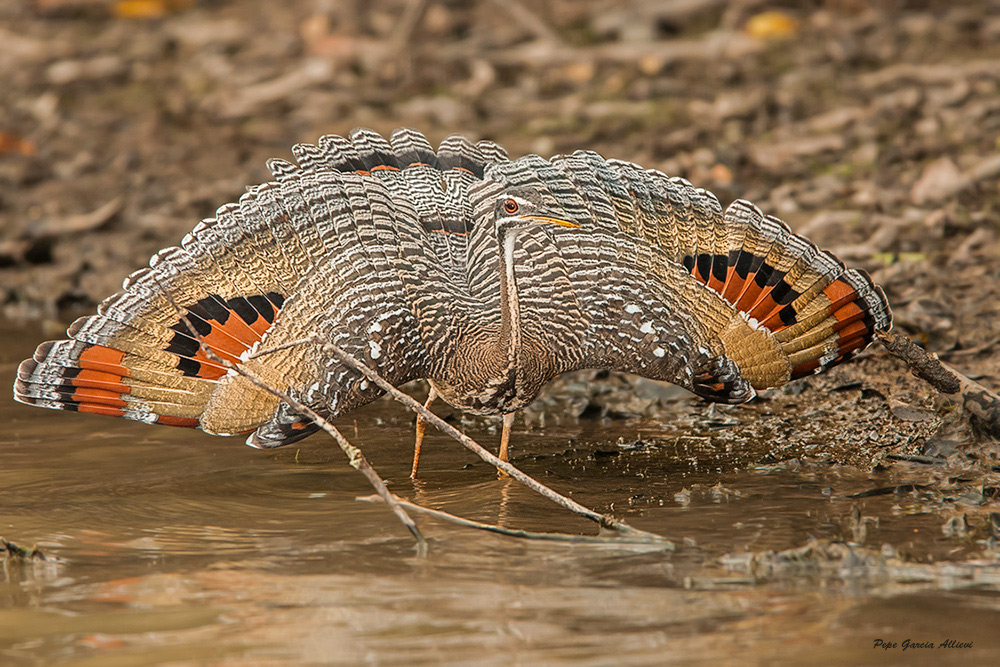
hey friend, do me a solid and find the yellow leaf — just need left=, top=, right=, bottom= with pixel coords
left=745, top=11, right=799, bottom=40
left=113, top=0, right=193, bottom=19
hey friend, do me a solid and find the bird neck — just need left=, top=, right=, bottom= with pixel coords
left=497, top=231, right=522, bottom=367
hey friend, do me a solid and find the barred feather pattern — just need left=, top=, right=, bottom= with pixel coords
left=14, top=128, right=891, bottom=447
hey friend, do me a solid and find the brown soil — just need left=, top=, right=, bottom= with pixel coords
left=2, top=1, right=999, bottom=520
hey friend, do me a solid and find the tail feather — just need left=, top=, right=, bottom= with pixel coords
left=247, top=413, right=320, bottom=449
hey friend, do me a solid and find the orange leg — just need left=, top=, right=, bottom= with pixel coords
left=497, top=412, right=515, bottom=477
left=410, top=386, right=438, bottom=479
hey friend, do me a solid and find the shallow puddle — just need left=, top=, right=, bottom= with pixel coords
left=2, top=322, right=998, bottom=664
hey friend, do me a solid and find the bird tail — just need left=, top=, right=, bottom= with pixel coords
left=690, top=199, right=891, bottom=394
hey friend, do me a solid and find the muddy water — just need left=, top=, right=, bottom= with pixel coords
left=2, top=322, right=998, bottom=666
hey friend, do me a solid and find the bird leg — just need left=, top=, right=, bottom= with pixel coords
left=410, top=386, right=438, bottom=479
left=497, top=412, right=515, bottom=477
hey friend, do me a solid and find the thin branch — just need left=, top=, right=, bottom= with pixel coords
left=152, top=282, right=427, bottom=553
left=358, top=494, right=674, bottom=547
left=247, top=336, right=317, bottom=360
left=878, top=329, right=1000, bottom=436
left=484, top=0, right=564, bottom=46
left=313, top=335, right=667, bottom=542
left=389, top=0, right=431, bottom=50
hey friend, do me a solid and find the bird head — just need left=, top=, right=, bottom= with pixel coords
left=492, top=190, right=580, bottom=240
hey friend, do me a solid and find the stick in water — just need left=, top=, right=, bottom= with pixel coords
left=153, top=281, right=427, bottom=553
left=313, top=336, right=667, bottom=541
left=157, top=281, right=667, bottom=546
left=357, top=494, right=674, bottom=547
left=878, top=329, right=1000, bottom=437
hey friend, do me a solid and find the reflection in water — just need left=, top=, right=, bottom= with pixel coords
left=2, top=323, right=999, bottom=664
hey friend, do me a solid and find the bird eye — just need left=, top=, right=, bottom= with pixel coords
left=503, top=198, right=518, bottom=214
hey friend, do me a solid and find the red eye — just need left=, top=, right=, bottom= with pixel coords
left=503, top=198, right=518, bottom=214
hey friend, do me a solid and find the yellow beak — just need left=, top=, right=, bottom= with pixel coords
left=524, top=215, right=581, bottom=229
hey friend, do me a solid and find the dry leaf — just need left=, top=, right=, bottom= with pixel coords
left=0, top=131, right=35, bottom=156
left=708, top=164, right=733, bottom=188
left=910, top=157, right=963, bottom=205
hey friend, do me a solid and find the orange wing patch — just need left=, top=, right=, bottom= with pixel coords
left=166, top=292, right=284, bottom=379
left=14, top=291, right=286, bottom=431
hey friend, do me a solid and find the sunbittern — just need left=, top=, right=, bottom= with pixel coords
left=14, top=129, right=891, bottom=476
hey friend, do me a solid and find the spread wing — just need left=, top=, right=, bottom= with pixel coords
left=477, top=151, right=892, bottom=402
left=14, top=127, right=892, bottom=450
left=14, top=129, right=510, bottom=447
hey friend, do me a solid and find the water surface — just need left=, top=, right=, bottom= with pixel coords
left=2, top=322, right=998, bottom=665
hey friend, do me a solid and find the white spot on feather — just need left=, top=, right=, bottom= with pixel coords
left=639, top=322, right=654, bottom=334
left=653, top=347, right=666, bottom=358
left=819, top=348, right=839, bottom=366
left=369, top=340, right=382, bottom=359
left=239, top=343, right=260, bottom=363
left=625, top=304, right=641, bottom=314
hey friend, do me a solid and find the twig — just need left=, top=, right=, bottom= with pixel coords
left=860, top=60, right=1000, bottom=89
left=247, top=336, right=316, bottom=359
left=2, top=537, right=51, bottom=562
left=152, top=281, right=427, bottom=554
left=313, top=335, right=667, bottom=541
left=940, top=338, right=999, bottom=359
left=389, top=0, right=431, bottom=50
left=444, top=28, right=761, bottom=68
left=385, top=0, right=431, bottom=80
left=156, top=287, right=665, bottom=545
left=30, top=196, right=122, bottom=237
left=484, top=0, right=563, bottom=45
left=878, top=329, right=1000, bottom=437
left=885, top=453, right=948, bottom=466
left=357, top=495, right=674, bottom=548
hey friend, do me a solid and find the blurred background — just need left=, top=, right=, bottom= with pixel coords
left=1, top=0, right=998, bottom=349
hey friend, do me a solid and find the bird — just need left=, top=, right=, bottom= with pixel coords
left=13, top=128, right=892, bottom=476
